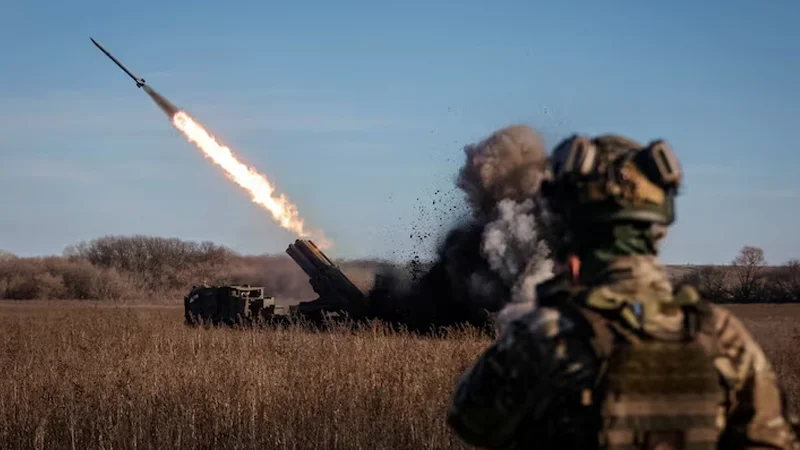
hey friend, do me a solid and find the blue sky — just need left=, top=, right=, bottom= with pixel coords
left=0, top=0, right=798, bottom=265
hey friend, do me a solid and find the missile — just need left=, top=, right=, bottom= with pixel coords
left=89, top=37, right=146, bottom=88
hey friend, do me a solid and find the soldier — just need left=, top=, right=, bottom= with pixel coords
left=446, top=134, right=800, bottom=449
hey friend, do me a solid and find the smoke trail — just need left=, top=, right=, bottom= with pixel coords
left=143, top=86, right=179, bottom=117
left=142, top=86, right=331, bottom=248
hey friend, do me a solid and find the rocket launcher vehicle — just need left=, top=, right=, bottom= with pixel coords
left=183, top=240, right=370, bottom=326
left=285, top=239, right=369, bottom=321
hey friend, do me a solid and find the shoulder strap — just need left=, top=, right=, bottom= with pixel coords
left=550, top=290, right=621, bottom=401
left=535, top=274, right=574, bottom=307
left=673, top=283, right=714, bottom=340
left=570, top=301, right=617, bottom=359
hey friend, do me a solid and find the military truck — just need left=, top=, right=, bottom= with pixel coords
left=184, top=284, right=278, bottom=326
left=183, top=239, right=370, bottom=326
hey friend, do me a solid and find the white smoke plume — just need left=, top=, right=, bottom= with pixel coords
left=454, top=124, right=553, bottom=299
left=482, top=199, right=556, bottom=336
left=482, top=199, right=554, bottom=304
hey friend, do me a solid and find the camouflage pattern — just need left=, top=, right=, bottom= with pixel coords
left=447, top=132, right=799, bottom=449
left=541, top=134, right=681, bottom=228
left=577, top=258, right=726, bottom=450
left=447, top=255, right=800, bottom=449
left=537, top=134, right=680, bottom=263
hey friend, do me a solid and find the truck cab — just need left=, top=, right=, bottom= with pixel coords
left=184, top=284, right=275, bottom=326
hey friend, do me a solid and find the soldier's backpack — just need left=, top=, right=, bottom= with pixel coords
left=570, top=285, right=727, bottom=450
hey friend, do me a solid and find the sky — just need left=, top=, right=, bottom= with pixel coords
left=0, top=0, right=798, bottom=265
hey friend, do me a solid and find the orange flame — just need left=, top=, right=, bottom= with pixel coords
left=171, top=111, right=331, bottom=248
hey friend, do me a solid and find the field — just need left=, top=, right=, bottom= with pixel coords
left=0, top=301, right=798, bottom=450
left=723, top=304, right=800, bottom=400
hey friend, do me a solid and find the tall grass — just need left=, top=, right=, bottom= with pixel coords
left=0, top=302, right=797, bottom=450
left=0, top=303, right=485, bottom=450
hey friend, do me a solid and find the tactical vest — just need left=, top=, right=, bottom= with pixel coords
left=570, top=291, right=727, bottom=450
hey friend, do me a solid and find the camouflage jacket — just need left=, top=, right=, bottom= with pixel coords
left=446, top=257, right=800, bottom=450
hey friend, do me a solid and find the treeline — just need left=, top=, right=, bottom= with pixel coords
left=0, top=236, right=327, bottom=302
left=0, top=236, right=798, bottom=304
left=671, top=246, right=800, bottom=303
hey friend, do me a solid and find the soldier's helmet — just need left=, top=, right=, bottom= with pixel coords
left=540, top=134, right=683, bottom=228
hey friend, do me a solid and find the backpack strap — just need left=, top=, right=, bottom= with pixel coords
left=673, top=284, right=714, bottom=341
left=547, top=290, right=621, bottom=414
left=536, top=279, right=618, bottom=361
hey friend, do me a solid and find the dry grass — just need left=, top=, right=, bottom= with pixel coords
left=0, top=301, right=485, bottom=450
left=0, top=301, right=798, bottom=450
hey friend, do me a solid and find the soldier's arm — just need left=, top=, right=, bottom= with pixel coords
left=446, top=306, right=597, bottom=449
left=712, top=305, right=800, bottom=450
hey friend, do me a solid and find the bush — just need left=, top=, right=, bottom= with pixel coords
left=675, top=265, right=732, bottom=302
left=3, top=236, right=800, bottom=305
left=0, top=250, right=15, bottom=262
left=59, top=260, right=133, bottom=300
left=64, top=235, right=236, bottom=298
left=675, top=247, right=800, bottom=303
left=0, top=256, right=138, bottom=301
left=0, top=258, right=61, bottom=299
left=0, top=236, right=397, bottom=302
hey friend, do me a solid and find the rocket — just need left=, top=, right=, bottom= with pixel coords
left=90, top=37, right=180, bottom=117
left=89, top=37, right=146, bottom=88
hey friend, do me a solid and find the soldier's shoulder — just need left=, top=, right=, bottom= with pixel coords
left=703, top=304, right=800, bottom=446
left=494, top=275, right=584, bottom=340
left=704, top=302, right=754, bottom=337
left=669, top=284, right=753, bottom=340
left=535, top=273, right=574, bottom=305
left=494, top=302, right=564, bottom=340
left=697, top=303, right=778, bottom=389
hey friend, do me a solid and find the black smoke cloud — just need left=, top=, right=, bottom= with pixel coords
left=367, top=125, right=554, bottom=332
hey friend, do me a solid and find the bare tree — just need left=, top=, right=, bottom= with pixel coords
left=730, top=246, right=766, bottom=301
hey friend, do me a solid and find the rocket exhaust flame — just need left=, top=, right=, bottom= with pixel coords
left=143, top=86, right=331, bottom=248
left=90, top=38, right=330, bottom=247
